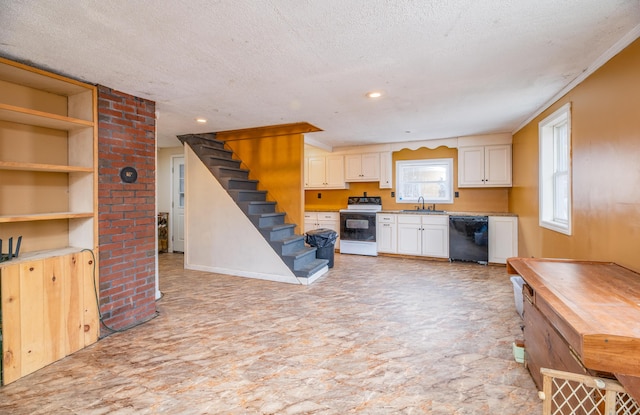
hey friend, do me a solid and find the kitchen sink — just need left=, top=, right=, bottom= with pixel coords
left=401, top=209, right=447, bottom=213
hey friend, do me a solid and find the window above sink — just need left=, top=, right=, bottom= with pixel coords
left=396, top=158, right=454, bottom=204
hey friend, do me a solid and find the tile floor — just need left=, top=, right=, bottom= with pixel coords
left=0, top=253, right=542, bottom=414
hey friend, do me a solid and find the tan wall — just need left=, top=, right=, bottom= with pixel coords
left=226, top=133, right=304, bottom=233
left=305, top=146, right=509, bottom=212
left=511, top=38, right=640, bottom=271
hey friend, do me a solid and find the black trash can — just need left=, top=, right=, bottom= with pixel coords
left=305, top=228, right=338, bottom=268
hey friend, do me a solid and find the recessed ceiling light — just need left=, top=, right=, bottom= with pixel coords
left=367, top=91, right=382, bottom=98
left=196, top=118, right=207, bottom=124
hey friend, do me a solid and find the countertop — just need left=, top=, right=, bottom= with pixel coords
left=380, top=210, right=517, bottom=217
left=305, top=208, right=518, bottom=217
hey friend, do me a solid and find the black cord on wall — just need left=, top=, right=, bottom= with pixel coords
left=82, top=249, right=158, bottom=339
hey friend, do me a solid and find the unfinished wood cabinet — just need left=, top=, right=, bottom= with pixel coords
left=0, top=251, right=99, bottom=384
left=1, top=250, right=98, bottom=384
left=0, top=57, right=99, bottom=385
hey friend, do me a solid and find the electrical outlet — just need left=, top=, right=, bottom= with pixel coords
left=455, top=191, right=459, bottom=198
left=391, top=191, right=395, bottom=197
left=317, top=192, right=322, bottom=199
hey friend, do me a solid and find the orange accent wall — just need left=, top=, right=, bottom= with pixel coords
left=225, top=133, right=304, bottom=234
left=511, top=37, right=640, bottom=271
left=305, top=146, right=509, bottom=212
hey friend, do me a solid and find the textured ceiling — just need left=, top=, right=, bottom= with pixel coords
left=1, top=1, right=639, bottom=148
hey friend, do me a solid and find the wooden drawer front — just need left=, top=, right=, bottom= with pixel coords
left=523, top=297, right=587, bottom=390
left=304, top=212, right=317, bottom=220
left=377, top=214, right=396, bottom=224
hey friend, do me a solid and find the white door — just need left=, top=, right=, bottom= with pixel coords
left=172, top=156, right=185, bottom=252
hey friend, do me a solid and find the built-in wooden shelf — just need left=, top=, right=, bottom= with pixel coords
left=0, top=161, right=93, bottom=173
left=1, top=56, right=99, bottom=387
left=0, top=212, right=94, bottom=223
left=0, top=103, right=93, bottom=131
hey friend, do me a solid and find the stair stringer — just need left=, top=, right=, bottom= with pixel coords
left=184, top=146, right=302, bottom=284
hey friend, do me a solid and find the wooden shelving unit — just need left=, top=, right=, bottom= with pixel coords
left=0, top=57, right=99, bottom=385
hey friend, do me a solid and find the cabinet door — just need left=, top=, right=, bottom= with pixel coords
left=80, top=250, right=99, bottom=347
left=377, top=223, right=397, bottom=253
left=458, top=146, right=486, bottom=187
left=360, top=153, right=380, bottom=180
left=345, top=153, right=380, bottom=181
left=344, top=154, right=363, bottom=181
left=379, top=152, right=393, bottom=189
left=484, top=144, right=512, bottom=186
left=1, top=263, right=22, bottom=384
left=422, top=224, right=449, bottom=258
left=397, top=218, right=422, bottom=256
left=488, top=216, right=518, bottom=264
left=325, top=156, right=345, bottom=188
left=303, top=212, right=317, bottom=234
left=19, top=260, right=47, bottom=377
left=306, top=157, right=327, bottom=188
left=44, top=256, right=67, bottom=364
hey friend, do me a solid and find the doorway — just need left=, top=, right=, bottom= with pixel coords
left=171, top=155, right=185, bottom=252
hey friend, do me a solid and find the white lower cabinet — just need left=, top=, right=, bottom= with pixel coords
left=377, top=213, right=517, bottom=263
left=488, top=216, right=518, bottom=264
left=396, top=214, right=449, bottom=258
left=376, top=214, right=397, bottom=253
left=304, top=211, right=340, bottom=249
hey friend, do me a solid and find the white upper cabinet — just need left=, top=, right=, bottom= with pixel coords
left=345, top=153, right=380, bottom=182
left=458, top=144, right=512, bottom=187
left=378, top=151, right=393, bottom=189
left=304, top=155, right=348, bottom=189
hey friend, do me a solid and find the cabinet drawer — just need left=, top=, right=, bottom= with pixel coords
left=377, top=214, right=396, bottom=224
left=397, top=214, right=422, bottom=225
left=317, top=212, right=338, bottom=221
left=421, top=215, right=449, bottom=226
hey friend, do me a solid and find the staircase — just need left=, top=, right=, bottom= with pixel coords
left=177, top=133, right=329, bottom=283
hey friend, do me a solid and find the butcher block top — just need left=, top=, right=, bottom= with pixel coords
left=506, top=257, right=640, bottom=399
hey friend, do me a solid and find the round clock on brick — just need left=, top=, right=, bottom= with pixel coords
left=120, top=166, right=138, bottom=183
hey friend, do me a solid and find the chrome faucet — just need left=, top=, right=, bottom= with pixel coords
left=417, top=196, right=425, bottom=210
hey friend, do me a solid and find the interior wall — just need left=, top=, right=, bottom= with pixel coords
left=225, top=133, right=304, bottom=233
left=304, top=146, right=509, bottom=212
left=510, top=37, right=640, bottom=272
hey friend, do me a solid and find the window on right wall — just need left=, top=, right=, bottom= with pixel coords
left=539, top=102, right=572, bottom=235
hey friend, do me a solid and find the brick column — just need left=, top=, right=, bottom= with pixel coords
left=97, top=85, right=157, bottom=334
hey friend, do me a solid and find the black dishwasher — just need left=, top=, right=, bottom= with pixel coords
left=449, top=216, right=488, bottom=264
